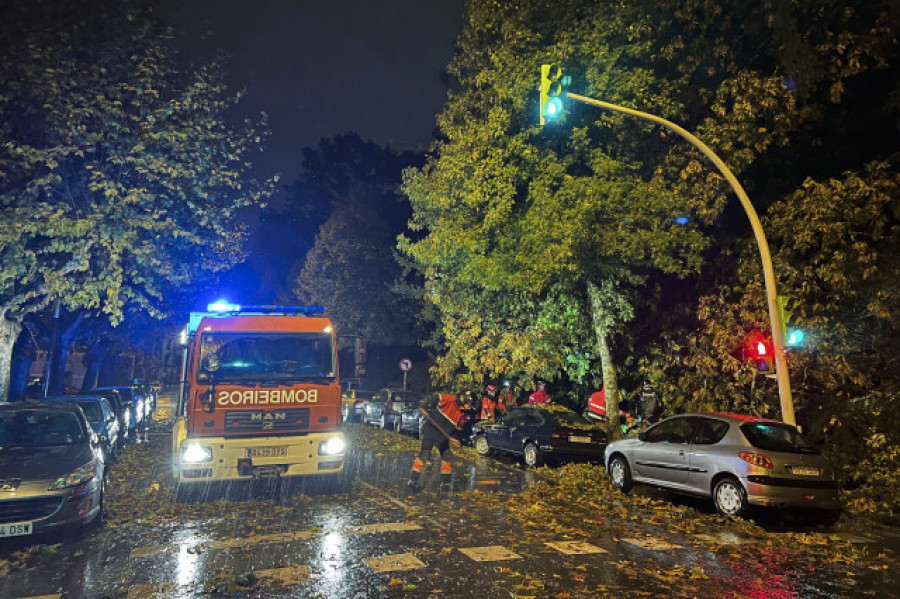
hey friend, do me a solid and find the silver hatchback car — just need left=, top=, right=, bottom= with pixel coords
left=604, top=413, right=839, bottom=519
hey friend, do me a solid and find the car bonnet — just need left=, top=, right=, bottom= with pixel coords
left=0, top=444, right=94, bottom=480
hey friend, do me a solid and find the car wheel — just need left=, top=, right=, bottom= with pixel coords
left=523, top=442, right=542, bottom=467
left=713, top=476, right=748, bottom=517
left=608, top=455, right=632, bottom=493
left=474, top=435, right=491, bottom=456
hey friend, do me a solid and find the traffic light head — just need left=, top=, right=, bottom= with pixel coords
left=786, top=328, right=805, bottom=347
left=748, top=333, right=774, bottom=373
left=539, top=64, right=570, bottom=125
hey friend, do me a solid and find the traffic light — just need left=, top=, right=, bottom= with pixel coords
left=539, top=64, right=570, bottom=125
left=748, top=334, right=774, bottom=373
left=777, top=295, right=805, bottom=348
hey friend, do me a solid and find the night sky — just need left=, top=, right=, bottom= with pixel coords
left=161, top=0, right=465, bottom=186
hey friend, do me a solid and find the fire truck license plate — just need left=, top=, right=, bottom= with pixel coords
left=248, top=447, right=287, bottom=458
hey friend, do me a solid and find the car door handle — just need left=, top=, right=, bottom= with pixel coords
left=678, top=450, right=685, bottom=456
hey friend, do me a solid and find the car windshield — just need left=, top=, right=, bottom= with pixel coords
left=0, top=410, right=86, bottom=447
left=198, top=332, right=336, bottom=383
left=75, top=401, right=103, bottom=423
left=740, top=422, right=819, bottom=454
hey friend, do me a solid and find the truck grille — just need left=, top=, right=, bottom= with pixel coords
left=224, top=408, right=310, bottom=433
left=0, top=497, right=64, bottom=523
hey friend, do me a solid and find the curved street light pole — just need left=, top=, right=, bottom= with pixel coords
left=566, top=92, right=795, bottom=425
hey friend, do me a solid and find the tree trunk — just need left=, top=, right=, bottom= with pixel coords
left=80, top=340, right=107, bottom=392
left=588, top=281, right=621, bottom=440
left=0, top=317, right=23, bottom=402
left=48, top=311, right=84, bottom=396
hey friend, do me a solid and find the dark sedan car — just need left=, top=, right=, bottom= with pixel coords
left=604, top=413, right=840, bottom=519
left=46, top=396, right=121, bottom=462
left=0, top=402, right=106, bottom=538
left=91, top=386, right=146, bottom=432
left=82, top=388, right=132, bottom=442
left=473, top=406, right=608, bottom=467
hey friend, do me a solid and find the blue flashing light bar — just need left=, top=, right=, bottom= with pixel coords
left=205, top=302, right=324, bottom=315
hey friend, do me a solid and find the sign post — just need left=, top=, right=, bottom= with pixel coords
left=399, top=358, right=413, bottom=391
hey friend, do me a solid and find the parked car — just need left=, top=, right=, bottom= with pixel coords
left=472, top=405, right=608, bottom=467
left=46, top=396, right=120, bottom=461
left=82, top=388, right=135, bottom=440
left=81, top=388, right=131, bottom=444
left=604, top=413, right=840, bottom=519
left=381, top=390, right=425, bottom=434
left=0, top=401, right=106, bottom=538
left=362, top=390, right=391, bottom=427
left=342, top=389, right=371, bottom=423
left=92, top=386, right=146, bottom=431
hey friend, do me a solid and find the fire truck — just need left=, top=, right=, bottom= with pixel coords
left=172, top=303, right=345, bottom=493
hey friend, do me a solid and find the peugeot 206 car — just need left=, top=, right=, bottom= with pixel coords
left=473, top=405, right=608, bottom=467
left=604, top=413, right=840, bottom=520
left=0, top=401, right=106, bottom=539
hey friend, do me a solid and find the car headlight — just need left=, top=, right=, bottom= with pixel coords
left=181, top=443, right=213, bottom=464
left=48, top=461, right=97, bottom=490
left=318, top=436, right=345, bottom=456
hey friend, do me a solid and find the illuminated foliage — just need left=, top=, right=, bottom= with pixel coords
left=0, top=0, right=275, bottom=398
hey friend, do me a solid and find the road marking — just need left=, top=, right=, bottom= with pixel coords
left=545, top=540, right=607, bottom=555
left=345, top=522, right=422, bottom=534
left=364, top=552, right=426, bottom=573
left=458, top=545, right=522, bottom=562
left=621, top=537, right=683, bottom=551
left=126, top=584, right=176, bottom=599
left=17, top=596, right=61, bottom=599
left=256, top=564, right=312, bottom=584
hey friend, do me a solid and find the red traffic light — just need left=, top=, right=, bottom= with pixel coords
left=747, top=333, right=774, bottom=372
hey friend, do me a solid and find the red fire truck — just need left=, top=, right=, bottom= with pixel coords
left=172, top=304, right=345, bottom=494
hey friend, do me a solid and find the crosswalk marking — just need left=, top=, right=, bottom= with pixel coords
left=545, top=540, right=607, bottom=555
left=256, top=564, right=312, bottom=584
left=621, top=536, right=683, bottom=551
left=364, top=552, right=426, bottom=573
left=458, top=545, right=522, bottom=562
left=126, top=584, right=176, bottom=599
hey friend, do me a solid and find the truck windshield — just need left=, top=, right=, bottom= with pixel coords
left=197, top=332, right=336, bottom=384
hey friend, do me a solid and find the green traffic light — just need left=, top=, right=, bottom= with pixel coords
left=786, top=329, right=804, bottom=346
left=546, top=97, right=563, bottom=117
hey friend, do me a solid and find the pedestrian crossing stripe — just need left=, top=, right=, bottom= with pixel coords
left=545, top=540, right=607, bottom=555
left=458, top=545, right=522, bottom=562
left=621, top=537, right=683, bottom=551
left=364, top=552, right=426, bottom=573
left=256, top=564, right=312, bottom=584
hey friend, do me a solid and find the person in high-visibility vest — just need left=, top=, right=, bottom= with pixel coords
left=408, top=393, right=468, bottom=492
left=480, top=384, right=498, bottom=421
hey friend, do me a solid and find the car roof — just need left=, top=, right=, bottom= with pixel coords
left=47, top=395, right=104, bottom=403
left=0, top=400, right=84, bottom=412
left=662, top=412, right=785, bottom=425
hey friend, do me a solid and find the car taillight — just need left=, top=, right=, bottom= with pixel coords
left=386, top=401, right=393, bottom=412
left=739, top=451, right=773, bottom=469
left=552, top=429, right=568, bottom=439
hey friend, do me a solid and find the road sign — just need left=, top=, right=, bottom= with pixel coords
left=399, top=358, right=413, bottom=372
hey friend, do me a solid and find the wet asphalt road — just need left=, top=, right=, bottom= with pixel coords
left=1, top=395, right=897, bottom=598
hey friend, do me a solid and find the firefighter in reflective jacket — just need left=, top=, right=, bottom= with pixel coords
left=480, top=384, right=498, bottom=421
left=408, top=393, right=468, bottom=491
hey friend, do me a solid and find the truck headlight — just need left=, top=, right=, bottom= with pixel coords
left=48, top=461, right=96, bottom=490
left=181, top=444, right=213, bottom=463
left=318, top=436, right=345, bottom=456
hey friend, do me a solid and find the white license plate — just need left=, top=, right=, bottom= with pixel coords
left=569, top=435, right=592, bottom=443
left=248, top=446, right=288, bottom=458
left=791, top=466, right=820, bottom=476
left=0, top=522, right=33, bottom=537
